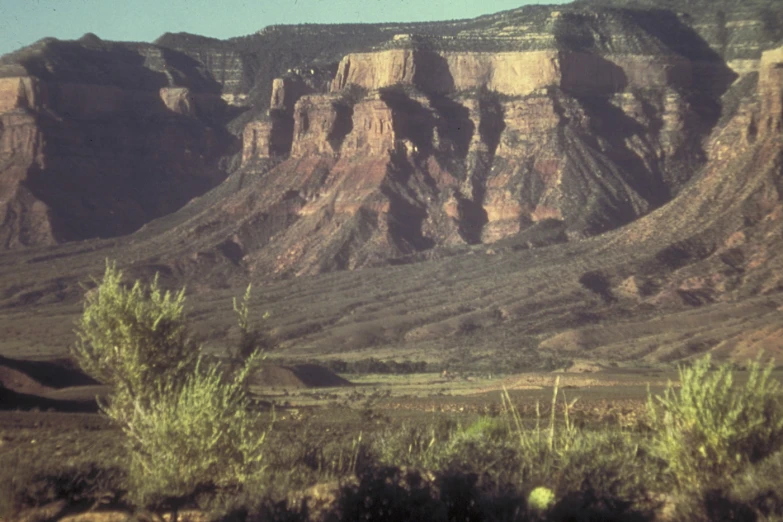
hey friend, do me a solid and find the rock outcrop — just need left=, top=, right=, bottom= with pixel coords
left=330, top=49, right=692, bottom=97
left=1, top=1, right=783, bottom=365
left=759, top=46, right=783, bottom=135
left=0, top=39, right=237, bottom=247
left=0, top=0, right=780, bottom=271
left=231, top=13, right=734, bottom=275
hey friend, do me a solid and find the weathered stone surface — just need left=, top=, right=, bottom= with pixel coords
left=0, top=40, right=237, bottom=247
left=290, top=95, right=345, bottom=157
left=331, top=49, right=692, bottom=97
left=271, top=77, right=315, bottom=111
left=159, top=87, right=196, bottom=115
left=0, top=77, right=43, bottom=112
left=242, top=120, right=275, bottom=161
left=759, top=45, right=783, bottom=135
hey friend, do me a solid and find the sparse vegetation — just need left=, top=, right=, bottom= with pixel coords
left=2, top=352, right=783, bottom=520
left=4, top=264, right=783, bottom=520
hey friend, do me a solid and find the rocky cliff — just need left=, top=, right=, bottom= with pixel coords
left=0, top=0, right=780, bottom=266
left=225, top=4, right=748, bottom=276
left=0, top=37, right=238, bottom=247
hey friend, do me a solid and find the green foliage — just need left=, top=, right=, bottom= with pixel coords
left=727, top=450, right=783, bottom=519
left=499, top=383, right=654, bottom=509
left=647, top=354, right=783, bottom=490
left=71, top=261, right=198, bottom=414
left=376, top=424, right=439, bottom=469
left=118, top=360, right=269, bottom=505
left=232, top=283, right=274, bottom=362
left=70, top=263, right=271, bottom=507
left=460, top=416, right=509, bottom=442
left=528, top=486, right=555, bottom=513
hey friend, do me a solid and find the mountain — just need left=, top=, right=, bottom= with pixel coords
left=0, top=1, right=780, bottom=367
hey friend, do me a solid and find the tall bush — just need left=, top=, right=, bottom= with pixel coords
left=121, top=361, right=268, bottom=504
left=647, top=354, right=783, bottom=489
left=72, top=261, right=198, bottom=420
left=71, top=262, right=270, bottom=505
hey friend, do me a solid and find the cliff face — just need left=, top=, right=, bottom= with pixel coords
left=330, top=49, right=693, bottom=97
left=228, top=8, right=739, bottom=275
left=0, top=39, right=237, bottom=247
left=0, top=0, right=780, bottom=271
left=759, top=47, right=783, bottom=135
left=1, top=3, right=783, bottom=366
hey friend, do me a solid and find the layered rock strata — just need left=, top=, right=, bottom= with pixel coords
left=330, top=49, right=693, bottom=96
left=0, top=40, right=236, bottom=247
left=230, top=29, right=726, bottom=275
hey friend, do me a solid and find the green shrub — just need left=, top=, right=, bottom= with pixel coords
left=376, top=424, right=439, bottom=469
left=647, top=354, right=783, bottom=490
left=459, top=416, right=509, bottom=442
left=232, top=283, right=275, bottom=362
left=528, top=486, right=555, bottom=513
left=71, top=261, right=198, bottom=423
left=120, top=360, right=269, bottom=506
left=435, top=428, right=521, bottom=480
left=728, top=450, right=783, bottom=519
left=71, top=263, right=271, bottom=506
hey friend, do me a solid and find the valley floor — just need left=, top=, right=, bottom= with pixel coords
left=3, top=367, right=783, bottom=521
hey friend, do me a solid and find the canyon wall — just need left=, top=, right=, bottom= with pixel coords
left=0, top=40, right=237, bottom=247
left=330, top=49, right=693, bottom=96
left=759, top=46, right=783, bottom=134
left=229, top=17, right=731, bottom=276
left=0, top=0, right=780, bottom=268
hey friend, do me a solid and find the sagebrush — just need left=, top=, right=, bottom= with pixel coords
left=71, top=263, right=270, bottom=506
left=647, top=354, right=783, bottom=490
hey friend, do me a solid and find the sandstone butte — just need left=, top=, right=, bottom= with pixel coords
left=235, top=37, right=776, bottom=276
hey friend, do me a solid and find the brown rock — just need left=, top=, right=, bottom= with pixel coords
left=242, top=120, right=276, bottom=162
left=340, top=97, right=396, bottom=156
left=290, top=95, right=345, bottom=157
left=159, top=87, right=195, bottom=116
left=331, top=49, right=692, bottom=97
left=759, top=45, right=783, bottom=135
left=0, top=77, right=44, bottom=112
left=270, top=77, right=314, bottom=112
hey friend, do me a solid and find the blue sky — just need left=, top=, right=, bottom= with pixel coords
left=0, top=0, right=571, bottom=56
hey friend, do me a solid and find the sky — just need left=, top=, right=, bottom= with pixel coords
left=0, top=0, right=572, bottom=57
